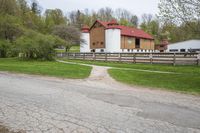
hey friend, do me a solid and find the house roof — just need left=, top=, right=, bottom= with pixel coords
left=90, top=20, right=154, bottom=40
left=169, top=40, right=200, bottom=46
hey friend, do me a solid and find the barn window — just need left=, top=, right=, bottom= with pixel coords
left=169, top=49, right=178, bottom=52
left=135, top=38, right=140, bottom=48
left=93, top=42, right=95, bottom=46
left=180, top=49, right=186, bottom=52
left=101, top=42, right=104, bottom=45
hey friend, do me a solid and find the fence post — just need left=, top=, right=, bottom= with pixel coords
left=133, top=53, right=136, bottom=63
left=173, top=53, right=176, bottom=66
left=105, top=53, right=107, bottom=62
left=83, top=53, right=85, bottom=60
left=197, top=53, right=200, bottom=66
left=93, top=53, right=96, bottom=61
left=118, top=53, right=121, bottom=62
left=149, top=53, right=153, bottom=64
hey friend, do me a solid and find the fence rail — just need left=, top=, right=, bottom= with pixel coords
left=57, top=52, right=200, bottom=66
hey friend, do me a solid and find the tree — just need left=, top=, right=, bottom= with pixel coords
left=158, top=0, right=200, bottom=34
left=44, top=9, right=66, bottom=32
left=52, top=25, right=84, bottom=51
left=140, top=14, right=161, bottom=43
left=31, top=0, right=41, bottom=15
left=0, top=0, right=18, bottom=15
left=15, top=30, right=65, bottom=60
left=0, top=14, right=22, bottom=41
left=0, top=39, right=10, bottom=57
left=97, top=7, right=114, bottom=21
left=115, top=8, right=138, bottom=27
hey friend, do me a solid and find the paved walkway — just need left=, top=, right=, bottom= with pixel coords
left=0, top=61, right=200, bottom=133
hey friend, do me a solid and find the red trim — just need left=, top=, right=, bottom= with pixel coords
left=89, top=20, right=154, bottom=40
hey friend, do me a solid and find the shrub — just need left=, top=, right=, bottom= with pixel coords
left=0, top=40, right=10, bottom=58
left=15, top=30, right=65, bottom=60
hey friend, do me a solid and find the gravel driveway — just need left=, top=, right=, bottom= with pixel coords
left=0, top=65, right=200, bottom=133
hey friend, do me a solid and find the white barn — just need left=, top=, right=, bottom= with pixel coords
left=167, top=40, right=200, bottom=52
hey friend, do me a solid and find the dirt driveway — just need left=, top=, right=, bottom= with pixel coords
left=0, top=64, right=200, bottom=133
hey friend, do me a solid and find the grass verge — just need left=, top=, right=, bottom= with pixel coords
left=61, top=59, right=200, bottom=75
left=0, top=58, right=91, bottom=79
left=108, top=69, right=200, bottom=95
left=61, top=59, right=200, bottom=94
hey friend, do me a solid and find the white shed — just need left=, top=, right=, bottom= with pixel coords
left=167, top=40, right=200, bottom=52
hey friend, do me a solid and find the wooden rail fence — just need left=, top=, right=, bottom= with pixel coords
left=57, top=52, right=200, bottom=66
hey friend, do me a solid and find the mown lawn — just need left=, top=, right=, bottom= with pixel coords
left=62, top=59, right=200, bottom=75
left=0, top=58, right=92, bottom=79
left=69, top=46, right=80, bottom=52
left=62, top=59, right=200, bottom=94
left=108, top=69, right=200, bottom=95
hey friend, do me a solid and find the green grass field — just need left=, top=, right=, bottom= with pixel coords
left=0, top=58, right=91, bottom=79
left=69, top=46, right=80, bottom=52
left=61, top=59, right=200, bottom=94
left=62, top=59, right=200, bottom=75
left=108, top=69, right=200, bottom=95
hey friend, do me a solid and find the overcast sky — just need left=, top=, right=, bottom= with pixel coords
left=39, top=0, right=159, bottom=17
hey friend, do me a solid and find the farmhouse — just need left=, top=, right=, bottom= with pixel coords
left=167, top=40, right=200, bottom=52
left=80, top=20, right=155, bottom=53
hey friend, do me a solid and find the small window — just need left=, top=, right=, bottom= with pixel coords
left=169, top=49, right=178, bottom=52
left=137, top=49, right=139, bottom=52
left=141, top=49, right=143, bottom=52
left=180, top=49, right=186, bottom=52
left=127, top=49, right=130, bottom=52
left=101, top=42, right=104, bottom=45
left=100, top=49, right=104, bottom=52
left=93, top=42, right=95, bottom=46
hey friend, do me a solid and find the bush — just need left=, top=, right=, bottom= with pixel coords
left=15, top=30, right=65, bottom=60
left=0, top=40, right=10, bottom=58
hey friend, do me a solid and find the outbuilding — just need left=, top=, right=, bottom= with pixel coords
left=167, top=40, right=200, bottom=52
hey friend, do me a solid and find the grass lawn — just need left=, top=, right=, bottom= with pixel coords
left=61, top=59, right=200, bottom=75
left=0, top=58, right=92, bottom=79
left=61, top=59, right=200, bottom=94
left=108, top=69, right=200, bottom=95
left=69, top=46, right=80, bottom=52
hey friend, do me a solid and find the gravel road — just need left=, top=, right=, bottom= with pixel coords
left=0, top=65, right=200, bottom=133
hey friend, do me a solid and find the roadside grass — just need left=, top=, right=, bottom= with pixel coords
left=60, top=59, right=200, bottom=94
left=0, top=58, right=91, bottom=79
left=60, top=59, right=200, bottom=75
left=108, top=69, right=200, bottom=95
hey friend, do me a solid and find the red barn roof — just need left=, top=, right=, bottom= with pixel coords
left=90, top=20, right=154, bottom=40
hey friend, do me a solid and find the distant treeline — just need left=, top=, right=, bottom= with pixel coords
left=0, top=0, right=199, bottom=59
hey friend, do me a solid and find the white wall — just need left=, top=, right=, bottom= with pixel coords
left=105, top=29, right=121, bottom=53
left=167, top=40, right=200, bottom=52
left=80, top=33, right=90, bottom=52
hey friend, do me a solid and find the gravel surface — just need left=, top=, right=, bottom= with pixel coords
left=0, top=65, right=200, bottom=133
